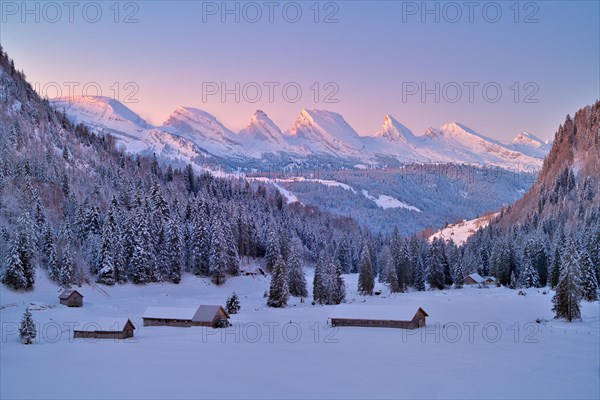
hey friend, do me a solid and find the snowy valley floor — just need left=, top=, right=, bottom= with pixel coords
left=1, top=270, right=598, bottom=400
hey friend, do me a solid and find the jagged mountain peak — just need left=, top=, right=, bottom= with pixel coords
left=376, top=114, right=414, bottom=143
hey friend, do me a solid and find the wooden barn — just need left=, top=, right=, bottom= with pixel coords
left=142, top=305, right=229, bottom=328
left=463, top=273, right=486, bottom=285
left=59, top=289, right=83, bottom=307
left=330, top=305, right=429, bottom=329
left=73, top=318, right=135, bottom=340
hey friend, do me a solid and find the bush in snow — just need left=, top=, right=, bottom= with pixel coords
left=226, top=292, right=241, bottom=314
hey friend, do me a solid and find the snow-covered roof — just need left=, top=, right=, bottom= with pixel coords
left=466, top=273, right=485, bottom=283
left=330, top=304, right=427, bottom=321
left=59, top=289, right=83, bottom=299
left=142, top=305, right=228, bottom=322
left=75, top=318, right=134, bottom=332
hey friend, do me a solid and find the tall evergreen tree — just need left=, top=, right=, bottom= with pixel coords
left=287, top=245, right=308, bottom=298
left=313, top=255, right=326, bottom=304
left=426, top=240, right=446, bottom=290
left=358, top=244, right=375, bottom=295
left=209, top=219, right=228, bottom=285
left=552, top=240, right=582, bottom=321
left=579, top=248, right=598, bottom=302
left=453, top=259, right=465, bottom=289
left=267, top=255, right=289, bottom=308
left=165, top=218, right=182, bottom=284
left=59, top=247, right=75, bottom=288
left=414, top=258, right=426, bottom=291
left=521, top=258, right=540, bottom=288
left=550, top=246, right=561, bottom=288
left=330, top=259, right=346, bottom=304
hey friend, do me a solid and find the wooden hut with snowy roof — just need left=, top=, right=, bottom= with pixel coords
left=59, top=289, right=83, bottom=307
left=330, top=304, right=428, bottom=329
left=463, top=273, right=486, bottom=285
left=142, top=305, right=229, bottom=328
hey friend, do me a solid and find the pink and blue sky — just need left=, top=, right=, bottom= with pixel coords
left=1, top=0, right=598, bottom=140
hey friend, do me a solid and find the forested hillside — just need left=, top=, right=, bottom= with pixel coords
left=0, top=47, right=362, bottom=291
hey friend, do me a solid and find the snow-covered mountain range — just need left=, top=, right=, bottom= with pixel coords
left=52, top=96, right=550, bottom=170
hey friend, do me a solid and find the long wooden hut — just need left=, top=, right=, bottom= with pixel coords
left=142, top=305, right=229, bottom=328
left=330, top=305, right=428, bottom=329
left=73, top=318, right=135, bottom=339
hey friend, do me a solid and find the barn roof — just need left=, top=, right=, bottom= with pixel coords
left=466, top=273, right=485, bottom=283
left=142, top=305, right=229, bottom=322
left=59, top=289, right=83, bottom=299
left=330, top=304, right=428, bottom=322
left=75, top=318, right=134, bottom=332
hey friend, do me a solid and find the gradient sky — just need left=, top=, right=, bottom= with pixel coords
left=1, top=1, right=598, bottom=141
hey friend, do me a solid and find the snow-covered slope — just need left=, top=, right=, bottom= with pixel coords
left=504, top=132, right=552, bottom=159
left=417, top=122, right=543, bottom=167
left=161, top=107, right=245, bottom=156
left=52, top=96, right=149, bottom=143
left=429, top=212, right=499, bottom=245
left=285, top=109, right=365, bottom=156
left=51, top=97, right=212, bottom=162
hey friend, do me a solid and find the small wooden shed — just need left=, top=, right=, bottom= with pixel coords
left=330, top=305, right=429, bottom=329
left=73, top=318, right=135, bottom=340
left=59, top=289, right=83, bottom=307
left=463, top=273, right=485, bottom=285
left=485, top=276, right=497, bottom=285
left=142, top=305, right=230, bottom=328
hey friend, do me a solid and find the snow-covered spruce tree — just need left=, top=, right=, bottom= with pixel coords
left=521, top=258, right=540, bottom=288
left=226, top=292, right=241, bottom=314
left=129, top=212, right=154, bottom=284
left=19, top=308, right=36, bottom=345
left=550, top=246, right=561, bottom=289
left=47, top=242, right=59, bottom=283
left=508, top=271, right=518, bottom=289
left=579, top=249, right=598, bottom=302
left=386, top=256, right=401, bottom=293
left=224, top=221, right=240, bottom=277
left=96, top=207, right=119, bottom=285
left=190, top=216, right=205, bottom=276
left=358, top=244, right=375, bottom=295
left=336, top=238, right=353, bottom=273
left=287, top=245, right=308, bottom=298
left=267, top=255, right=288, bottom=308
left=378, top=245, right=392, bottom=284
left=3, top=218, right=35, bottom=291
left=395, top=240, right=411, bottom=292
left=426, top=240, right=445, bottom=290
left=492, top=241, right=512, bottom=286
left=165, top=218, right=182, bottom=284
left=209, top=218, right=228, bottom=285
left=552, top=240, right=582, bottom=321
left=414, top=258, right=426, bottom=291
left=453, top=260, right=465, bottom=289
left=313, top=255, right=326, bottom=304
left=330, top=259, right=346, bottom=304
left=265, top=225, right=280, bottom=273
left=3, top=236, right=30, bottom=290
left=59, top=247, right=75, bottom=288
